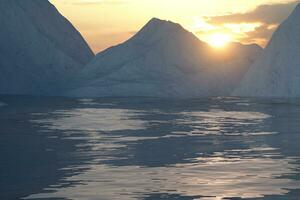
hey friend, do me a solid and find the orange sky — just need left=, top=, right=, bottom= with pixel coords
left=50, top=0, right=298, bottom=53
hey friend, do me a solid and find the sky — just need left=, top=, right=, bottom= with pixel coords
left=50, top=0, right=299, bottom=53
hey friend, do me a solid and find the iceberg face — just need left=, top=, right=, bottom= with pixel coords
left=69, top=18, right=262, bottom=98
left=0, top=0, right=94, bottom=95
left=234, top=4, right=300, bottom=97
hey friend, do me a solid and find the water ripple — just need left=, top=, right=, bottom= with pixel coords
left=23, top=99, right=300, bottom=200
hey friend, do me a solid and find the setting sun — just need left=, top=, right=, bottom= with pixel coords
left=207, top=33, right=232, bottom=48
left=3, top=1, right=300, bottom=200
left=50, top=0, right=298, bottom=52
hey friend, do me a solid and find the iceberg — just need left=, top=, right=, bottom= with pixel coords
left=0, top=0, right=94, bottom=95
left=234, top=4, right=300, bottom=97
left=68, top=18, right=262, bottom=97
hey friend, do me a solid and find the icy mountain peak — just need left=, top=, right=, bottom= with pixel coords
left=145, top=17, right=183, bottom=30
left=0, top=0, right=94, bottom=95
left=262, top=2, right=300, bottom=51
left=69, top=16, right=262, bottom=97
left=284, top=3, right=300, bottom=23
left=130, top=17, right=194, bottom=45
left=294, top=3, right=300, bottom=13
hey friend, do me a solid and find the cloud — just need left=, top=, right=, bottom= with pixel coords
left=208, top=1, right=299, bottom=25
left=199, top=1, right=300, bottom=46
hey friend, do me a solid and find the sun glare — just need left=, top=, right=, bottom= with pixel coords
left=207, top=33, right=232, bottom=48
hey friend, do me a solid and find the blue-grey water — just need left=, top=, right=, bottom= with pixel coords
left=1, top=95, right=300, bottom=200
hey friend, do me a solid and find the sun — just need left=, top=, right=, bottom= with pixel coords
left=207, top=33, right=232, bottom=48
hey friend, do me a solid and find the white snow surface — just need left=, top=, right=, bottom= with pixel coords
left=0, top=0, right=94, bottom=95
left=68, top=18, right=262, bottom=98
left=234, top=4, right=300, bottom=97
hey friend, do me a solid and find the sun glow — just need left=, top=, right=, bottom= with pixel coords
left=207, top=33, right=232, bottom=48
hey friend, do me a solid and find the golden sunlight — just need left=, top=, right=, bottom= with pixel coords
left=207, top=33, right=232, bottom=48
left=50, top=0, right=298, bottom=52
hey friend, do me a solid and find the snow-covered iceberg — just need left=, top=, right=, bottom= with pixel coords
left=68, top=18, right=262, bottom=98
left=0, top=0, right=94, bottom=95
left=234, top=4, right=300, bottom=97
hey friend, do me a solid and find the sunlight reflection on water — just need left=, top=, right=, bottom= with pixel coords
left=24, top=98, right=300, bottom=200
left=25, top=155, right=300, bottom=200
left=32, top=108, right=147, bottom=132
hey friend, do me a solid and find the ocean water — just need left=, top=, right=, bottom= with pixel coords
left=1, top=95, right=300, bottom=200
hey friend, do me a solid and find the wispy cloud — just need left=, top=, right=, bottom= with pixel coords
left=208, top=1, right=299, bottom=24
left=195, top=1, right=300, bottom=46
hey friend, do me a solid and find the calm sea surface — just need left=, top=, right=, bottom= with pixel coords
left=1, top=95, right=300, bottom=200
